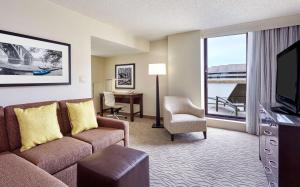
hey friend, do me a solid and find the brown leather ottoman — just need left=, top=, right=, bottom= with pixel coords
left=77, top=145, right=149, bottom=187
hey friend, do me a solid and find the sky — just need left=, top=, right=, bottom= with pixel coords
left=207, top=34, right=246, bottom=67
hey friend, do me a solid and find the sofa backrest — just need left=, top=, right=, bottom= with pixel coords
left=58, top=98, right=93, bottom=135
left=4, top=101, right=64, bottom=151
left=0, top=107, right=9, bottom=153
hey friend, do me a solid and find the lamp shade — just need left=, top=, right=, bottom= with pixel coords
left=148, top=63, right=166, bottom=75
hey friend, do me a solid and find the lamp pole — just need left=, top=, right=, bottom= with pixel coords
left=153, top=74, right=163, bottom=128
left=148, top=63, right=166, bottom=128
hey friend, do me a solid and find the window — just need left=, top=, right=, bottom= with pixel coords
left=204, top=34, right=247, bottom=120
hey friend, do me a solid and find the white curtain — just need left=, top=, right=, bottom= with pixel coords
left=246, top=25, right=300, bottom=135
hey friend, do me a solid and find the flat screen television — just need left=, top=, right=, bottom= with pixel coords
left=275, top=40, right=300, bottom=114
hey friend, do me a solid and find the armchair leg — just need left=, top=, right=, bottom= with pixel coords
left=171, top=134, right=174, bottom=141
left=203, top=131, right=207, bottom=139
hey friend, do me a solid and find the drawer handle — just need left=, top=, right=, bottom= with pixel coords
left=264, top=148, right=272, bottom=155
left=264, top=166, right=272, bottom=174
left=269, top=160, right=278, bottom=168
left=270, top=139, right=278, bottom=146
left=269, top=181, right=277, bottom=187
left=264, top=130, right=272, bottom=136
left=270, top=123, right=277, bottom=127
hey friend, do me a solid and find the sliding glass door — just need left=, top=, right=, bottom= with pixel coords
left=204, top=34, right=247, bottom=120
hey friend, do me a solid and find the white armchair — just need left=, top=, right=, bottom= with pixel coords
left=164, top=96, right=207, bottom=141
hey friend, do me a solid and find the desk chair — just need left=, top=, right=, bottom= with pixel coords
left=103, top=92, right=127, bottom=120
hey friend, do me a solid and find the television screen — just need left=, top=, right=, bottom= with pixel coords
left=276, top=48, right=298, bottom=102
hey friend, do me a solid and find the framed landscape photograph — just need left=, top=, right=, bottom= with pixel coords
left=115, top=63, right=135, bottom=89
left=0, top=30, right=71, bottom=86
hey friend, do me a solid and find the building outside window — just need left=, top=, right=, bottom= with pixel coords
left=205, top=34, right=247, bottom=120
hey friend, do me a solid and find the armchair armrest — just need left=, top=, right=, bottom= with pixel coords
left=96, top=116, right=129, bottom=147
left=163, top=107, right=173, bottom=130
left=189, top=104, right=205, bottom=118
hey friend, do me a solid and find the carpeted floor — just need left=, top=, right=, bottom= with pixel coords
left=128, top=118, right=268, bottom=187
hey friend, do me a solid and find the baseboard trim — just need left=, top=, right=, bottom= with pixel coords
left=99, top=112, right=245, bottom=132
left=207, top=117, right=246, bottom=132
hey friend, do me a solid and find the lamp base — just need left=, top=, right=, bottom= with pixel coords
left=152, top=123, right=164, bottom=128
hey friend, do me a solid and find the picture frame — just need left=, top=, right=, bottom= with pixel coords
left=0, top=30, right=71, bottom=86
left=115, top=63, right=135, bottom=89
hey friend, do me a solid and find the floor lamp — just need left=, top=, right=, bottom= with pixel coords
left=148, top=63, right=166, bottom=128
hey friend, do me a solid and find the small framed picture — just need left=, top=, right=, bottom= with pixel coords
left=115, top=63, right=135, bottom=89
left=0, top=30, right=71, bottom=86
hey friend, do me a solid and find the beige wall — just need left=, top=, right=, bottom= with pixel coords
left=91, top=56, right=106, bottom=112
left=167, top=31, right=202, bottom=107
left=0, top=0, right=149, bottom=106
left=93, top=39, right=168, bottom=116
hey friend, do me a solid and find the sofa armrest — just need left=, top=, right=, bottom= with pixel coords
left=96, top=116, right=129, bottom=147
left=189, top=104, right=205, bottom=118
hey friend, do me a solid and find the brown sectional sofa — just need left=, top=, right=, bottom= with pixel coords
left=0, top=106, right=67, bottom=187
left=0, top=107, right=9, bottom=152
left=0, top=152, right=67, bottom=187
left=0, top=99, right=129, bottom=187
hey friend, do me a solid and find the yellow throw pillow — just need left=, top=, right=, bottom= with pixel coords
left=14, top=103, right=63, bottom=152
left=66, top=100, right=98, bottom=135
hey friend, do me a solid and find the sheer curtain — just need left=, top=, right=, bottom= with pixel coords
left=246, top=25, right=300, bottom=135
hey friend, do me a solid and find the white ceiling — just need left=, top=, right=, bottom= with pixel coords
left=49, top=0, right=300, bottom=41
left=91, top=37, right=141, bottom=57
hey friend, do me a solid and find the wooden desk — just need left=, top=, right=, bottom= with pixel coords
left=100, top=93, right=143, bottom=122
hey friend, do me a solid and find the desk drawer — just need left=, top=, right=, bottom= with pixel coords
left=264, top=163, right=278, bottom=187
left=268, top=181, right=278, bottom=187
left=266, top=156, right=278, bottom=178
left=263, top=125, right=278, bottom=137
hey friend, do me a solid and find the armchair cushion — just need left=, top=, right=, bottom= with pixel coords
left=172, top=114, right=205, bottom=123
left=169, top=114, right=207, bottom=134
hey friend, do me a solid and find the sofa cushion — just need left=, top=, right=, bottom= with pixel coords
left=4, top=101, right=65, bottom=151
left=73, top=127, right=124, bottom=152
left=15, top=137, right=92, bottom=174
left=14, top=103, right=63, bottom=152
left=59, top=98, right=92, bottom=135
left=0, top=152, right=67, bottom=187
left=66, top=100, right=98, bottom=135
left=0, top=107, right=9, bottom=153
left=97, top=116, right=129, bottom=147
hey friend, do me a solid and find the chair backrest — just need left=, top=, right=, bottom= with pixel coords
left=0, top=107, right=9, bottom=153
left=103, top=92, right=115, bottom=107
left=164, top=96, right=192, bottom=114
